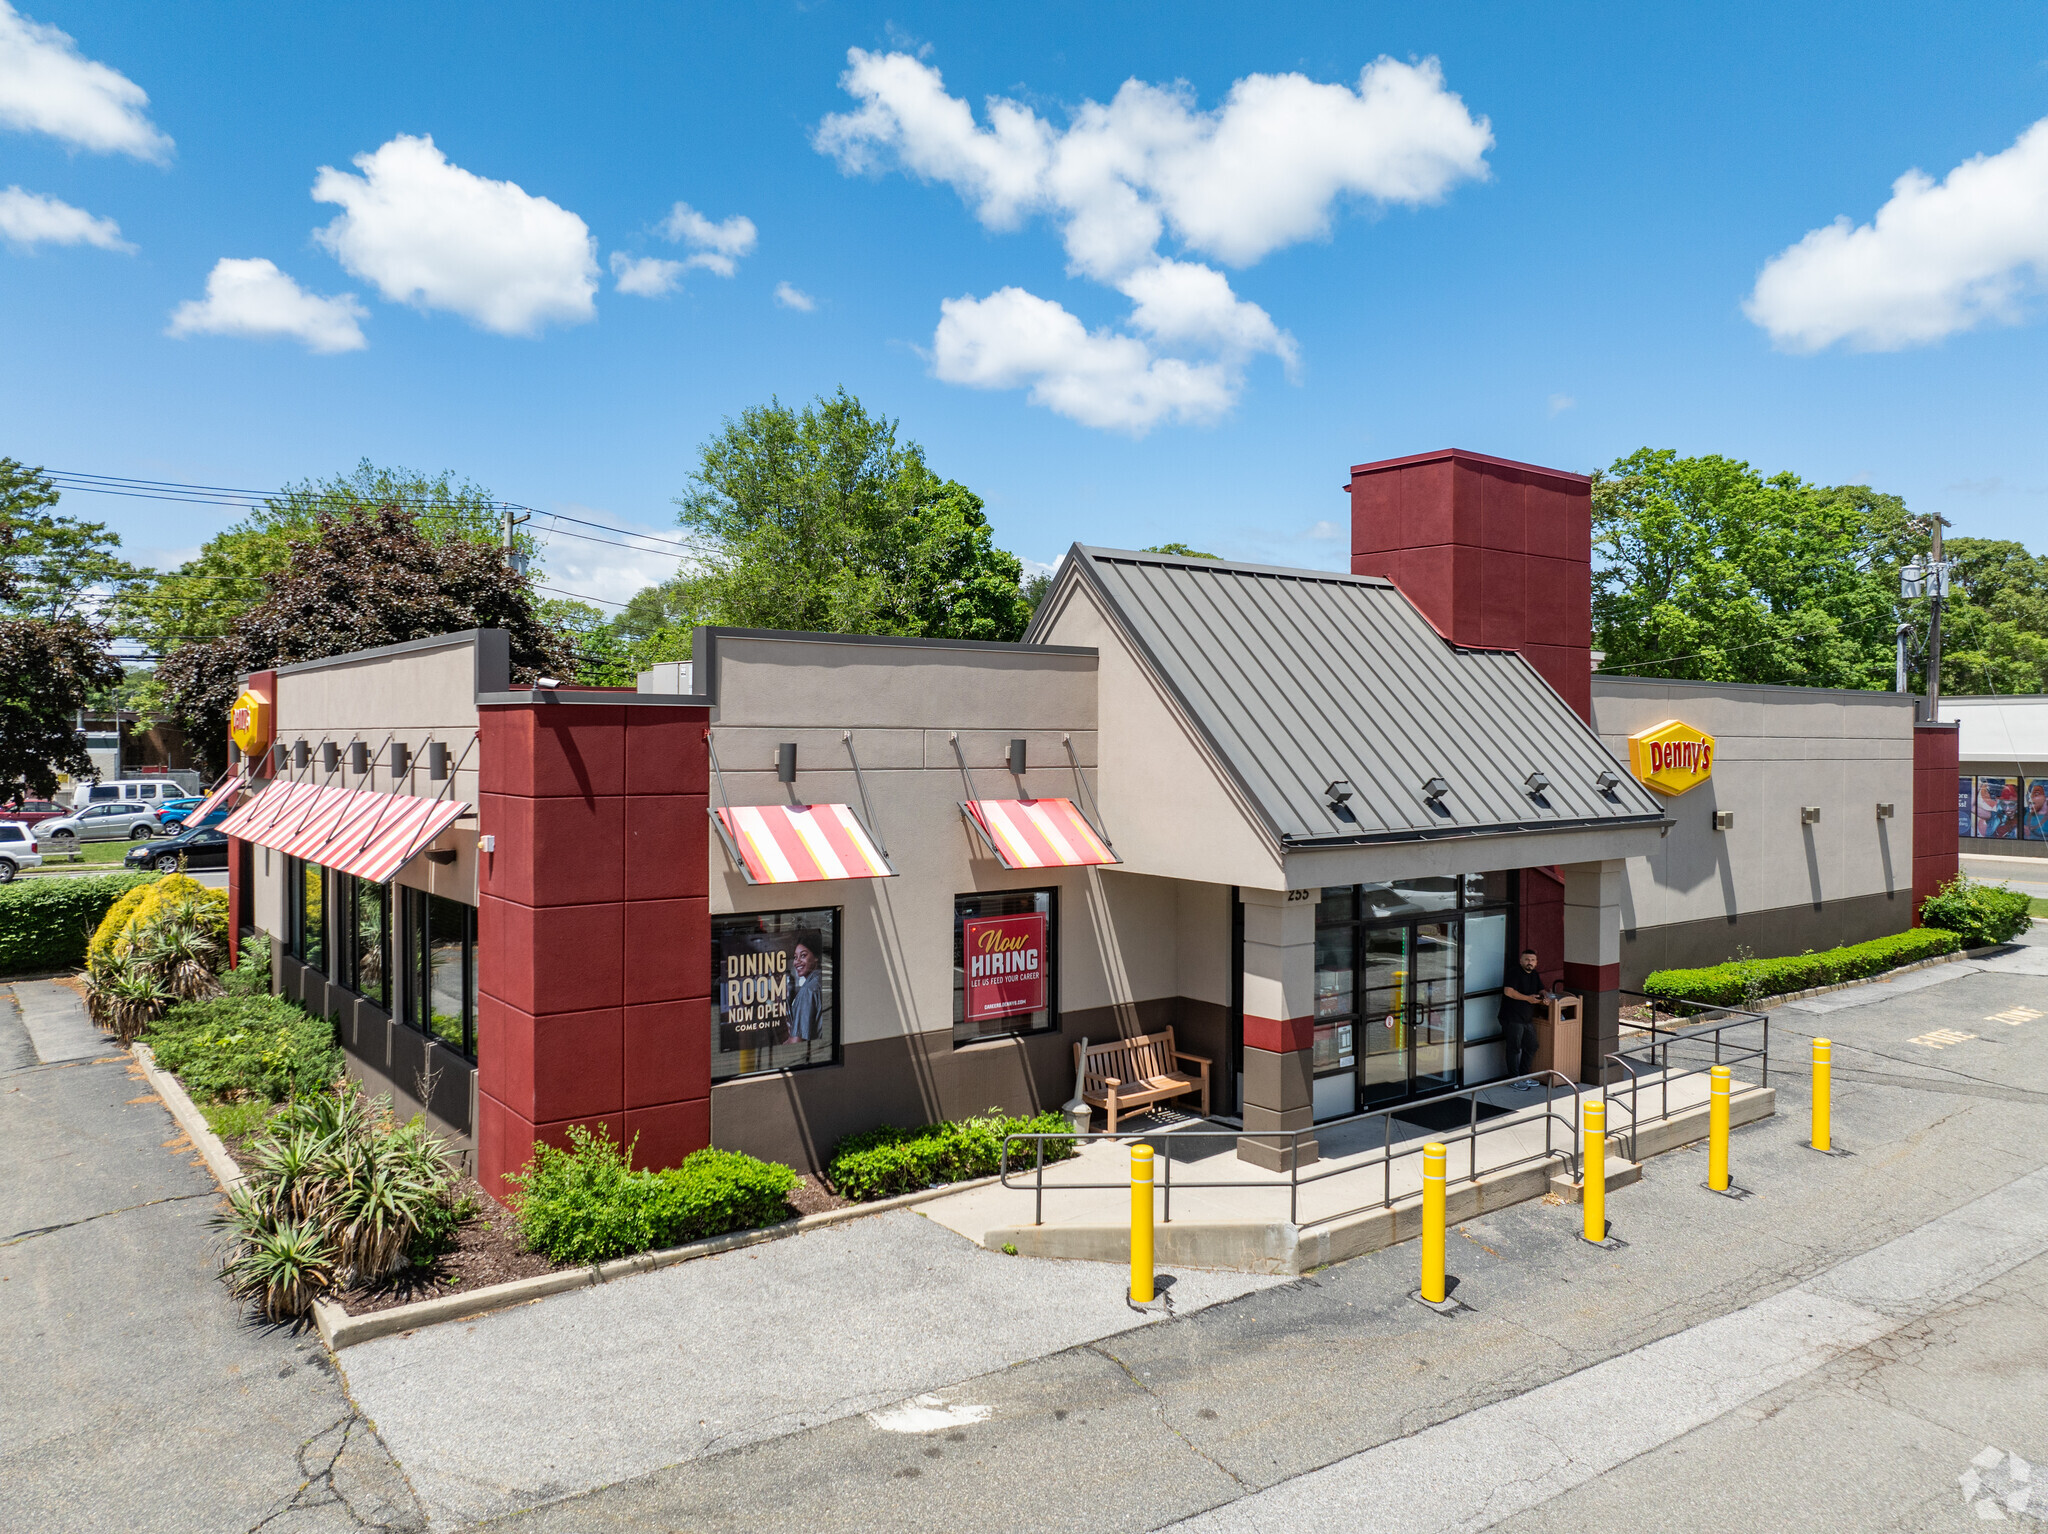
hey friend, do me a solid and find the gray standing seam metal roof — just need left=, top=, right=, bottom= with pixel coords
left=1055, top=546, right=1667, bottom=846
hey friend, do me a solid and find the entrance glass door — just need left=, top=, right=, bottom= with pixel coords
left=1410, top=920, right=1461, bottom=1096
left=1359, top=924, right=1411, bottom=1108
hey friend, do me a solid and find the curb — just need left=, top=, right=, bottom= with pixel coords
left=311, top=1172, right=1005, bottom=1351
left=131, top=1041, right=246, bottom=1194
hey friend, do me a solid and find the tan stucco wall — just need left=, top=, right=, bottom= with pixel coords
left=1591, top=678, right=1916, bottom=931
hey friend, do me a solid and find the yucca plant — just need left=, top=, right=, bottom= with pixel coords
left=214, top=1185, right=336, bottom=1321
left=136, top=903, right=225, bottom=1001
left=87, top=953, right=172, bottom=1044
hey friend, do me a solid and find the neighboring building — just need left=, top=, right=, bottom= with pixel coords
left=211, top=448, right=1961, bottom=1198
left=1941, top=695, right=2048, bottom=858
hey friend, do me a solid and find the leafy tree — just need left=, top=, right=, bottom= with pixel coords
left=1939, top=538, right=2048, bottom=693
left=0, top=459, right=146, bottom=621
left=671, top=389, right=1031, bottom=643
left=120, top=461, right=516, bottom=655
left=1591, top=450, right=1917, bottom=688
left=1143, top=542, right=1220, bottom=559
left=158, top=505, right=574, bottom=778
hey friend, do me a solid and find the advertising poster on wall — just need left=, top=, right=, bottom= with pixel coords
left=2026, top=779, right=2048, bottom=841
left=1975, top=777, right=2020, bottom=839
left=714, top=917, right=831, bottom=1054
left=1959, top=777, right=1974, bottom=840
left=963, top=912, right=1047, bottom=1022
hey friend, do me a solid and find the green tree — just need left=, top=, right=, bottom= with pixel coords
left=158, top=505, right=573, bottom=778
left=1591, top=450, right=1917, bottom=687
left=1938, top=538, right=2048, bottom=693
left=1142, top=542, right=1220, bottom=559
left=672, top=389, right=1031, bottom=643
left=0, top=459, right=147, bottom=621
left=120, top=460, right=515, bottom=655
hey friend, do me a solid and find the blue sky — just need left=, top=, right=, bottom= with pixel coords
left=3, top=2, right=2046, bottom=610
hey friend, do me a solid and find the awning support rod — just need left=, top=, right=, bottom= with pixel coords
left=704, top=731, right=754, bottom=880
left=843, top=731, right=888, bottom=858
left=1063, top=733, right=1115, bottom=852
left=386, top=733, right=480, bottom=875
left=948, top=733, right=977, bottom=802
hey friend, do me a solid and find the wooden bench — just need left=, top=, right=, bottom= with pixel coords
left=1075, top=1028, right=1210, bottom=1132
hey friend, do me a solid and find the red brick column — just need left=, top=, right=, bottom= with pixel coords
left=1912, top=722, right=1960, bottom=923
left=474, top=702, right=711, bottom=1199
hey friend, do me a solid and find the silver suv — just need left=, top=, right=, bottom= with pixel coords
left=0, top=822, right=42, bottom=881
left=40, top=801, right=161, bottom=850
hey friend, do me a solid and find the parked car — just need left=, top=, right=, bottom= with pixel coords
left=1, top=799, right=67, bottom=829
left=65, top=778, right=195, bottom=810
left=126, top=824, right=228, bottom=874
left=155, top=795, right=205, bottom=829
left=0, top=822, right=42, bottom=881
left=39, top=801, right=162, bottom=850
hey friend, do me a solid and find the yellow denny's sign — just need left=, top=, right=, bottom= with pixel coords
left=1627, top=719, right=1716, bottom=796
left=229, top=688, right=272, bottom=758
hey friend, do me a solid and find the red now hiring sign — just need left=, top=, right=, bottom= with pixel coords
left=964, top=913, right=1047, bottom=1021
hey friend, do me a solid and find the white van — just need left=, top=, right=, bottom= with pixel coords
left=68, top=778, right=194, bottom=809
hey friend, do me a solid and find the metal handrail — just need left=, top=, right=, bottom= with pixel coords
left=1000, top=1069, right=1608, bottom=1231
left=1605, top=996, right=1769, bottom=1161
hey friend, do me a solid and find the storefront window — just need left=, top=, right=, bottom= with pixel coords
left=401, top=889, right=477, bottom=1058
left=338, top=874, right=390, bottom=1009
left=712, top=908, right=838, bottom=1082
left=954, top=889, right=1056, bottom=1045
left=290, top=857, right=326, bottom=973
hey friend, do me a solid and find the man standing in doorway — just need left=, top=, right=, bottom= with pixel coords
left=1501, top=947, right=1550, bottom=1091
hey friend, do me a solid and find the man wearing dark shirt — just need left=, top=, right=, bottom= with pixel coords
left=1501, top=947, right=1550, bottom=1090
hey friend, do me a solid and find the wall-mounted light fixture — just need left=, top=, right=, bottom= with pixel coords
left=478, top=834, right=495, bottom=853
left=293, top=739, right=309, bottom=769
left=320, top=742, right=339, bottom=774
left=349, top=742, right=369, bottom=776
left=1801, top=806, right=1821, bottom=825
left=390, top=742, right=410, bottom=776
left=1324, top=779, right=1354, bottom=805
left=1525, top=770, right=1551, bottom=796
left=1876, top=802, right=1895, bottom=820
left=1422, top=775, right=1451, bottom=803
left=424, top=847, right=457, bottom=865
left=427, top=741, right=449, bottom=781
left=272, top=742, right=290, bottom=773
left=776, top=742, right=797, bottom=783
left=1595, top=767, right=1621, bottom=794
left=1007, top=738, right=1028, bottom=776
left=1713, top=809, right=1735, bottom=831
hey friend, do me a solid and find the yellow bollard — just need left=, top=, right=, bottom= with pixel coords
left=1130, top=1143, right=1155, bottom=1303
left=1812, top=1038, right=1832, bottom=1153
left=1420, top=1142, right=1447, bottom=1303
left=1582, top=1097, right=1606, bottom=1242
left=1708, top=1064, right=1731, bottom=1191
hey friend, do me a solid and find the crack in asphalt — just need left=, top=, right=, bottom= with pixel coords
left=1085, top=1340, right=1254, bottom=1493
left=244, top=1410, right=427, bottom=1533
left=1, top=1189, right=216, bottom=1247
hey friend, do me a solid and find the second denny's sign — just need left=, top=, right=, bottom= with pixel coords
left=1626, top=719, right=1716, bottom=796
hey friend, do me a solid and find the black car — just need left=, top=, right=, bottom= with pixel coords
left=127, top=825, right=229, bottom=874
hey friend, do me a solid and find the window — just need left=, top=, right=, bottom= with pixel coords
left=333, top=873, right=391, bottom=1008
left=401, top=888, right=477, bottom=1059
left=953, top=889, right=1056, bottom=1045
left=289, top=857, right=326, bottom=972
left=712, top=908, right=838, bottom=1082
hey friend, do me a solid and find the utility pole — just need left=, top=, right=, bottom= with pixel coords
left=501, top=507, right=531, bottom=574
left=1926, top=515, right=1945, bottom=723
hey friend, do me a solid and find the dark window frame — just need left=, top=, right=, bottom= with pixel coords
left=399, top=886, right=478, bottom=1060
left=711, top=906, right=841, bottom=1084
left=951, top=886, right=1060, bottom=1048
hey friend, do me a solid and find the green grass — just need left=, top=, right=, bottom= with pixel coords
left=25, top=839, right=150, bottom=872
left=200, top=1097, right=276, bottom=1143
left=2031, top=897, right=2048, bottom=919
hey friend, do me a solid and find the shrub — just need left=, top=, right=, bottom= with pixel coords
left=0, top=872, right=157, bottom=974
left=222, top=932, right=274, bottom=996
left=1918, top=875, right=2035, bottom=949
left=1643, top=927, right=1962, bottom=1009
left=143, top=995, right=341, bottom=1103
left=826, top=1109, right=1077, bottom=1202
left=91, top=873, right=226, bottom=960
left=509, top=1124, right=799, bottom=1265
left=213, top=1079, right=460, bottom=1317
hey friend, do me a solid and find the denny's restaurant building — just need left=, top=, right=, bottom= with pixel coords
left=217, top=450, right=1951, bottom=1195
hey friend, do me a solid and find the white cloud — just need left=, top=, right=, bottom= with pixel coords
left=167, top=257, right=368, bottom=353
left=1548, top=393, right=1575, bottom=416
left=532, top=508, right=691, bottom=609
left=774, top=280, right=815, bottom=311
left=658, top=201, right=756, bottom=276
left=933, top=286, right=1235, bottom=433
left=0, top=1, right=170, bottom=160
left=311, top=134, right=597, bottom=336
left=1746, top=118, right=2048, bottom=352
left=611, top=251, right=683, bottom=297
left=818, top=51, right=1486, bottom=429
left=0, top=185, right=130, bottom=250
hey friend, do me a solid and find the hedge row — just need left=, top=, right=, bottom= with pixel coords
left=1642, top=927, right=1962, bottom=1009
left=827, top=1110, right=1077, bottom=1202
left=141, top=994, right=340, bottom=1104
left=0, top=873, right=158, bottom=975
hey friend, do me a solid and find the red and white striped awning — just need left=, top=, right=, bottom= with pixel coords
left=186, top=773, right=244, bottom=823
left=712, top=803, right=894, bottom=885
left=963, top=798, right=1118, bottom=870
left=218, top=780, right=470, bottom=884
